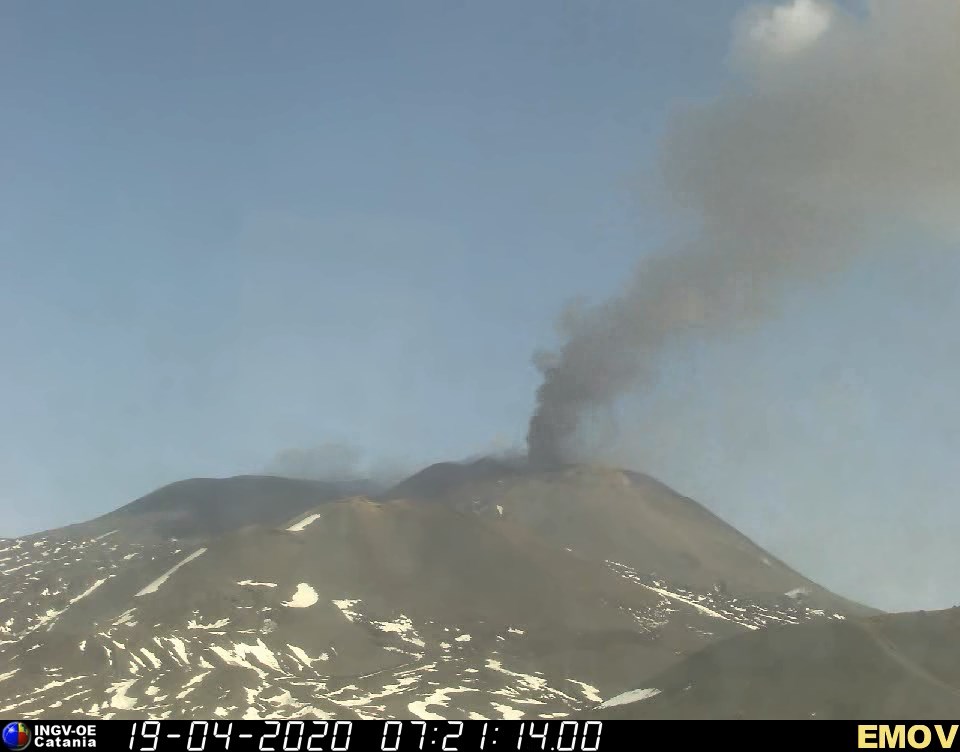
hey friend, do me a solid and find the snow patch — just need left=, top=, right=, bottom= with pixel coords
left=282, top=583, right=319, bottom=608
left=135, top=548, right=207, bottom=597
left=408, top=687, right=475, bottom=720
left=209, top=640, right=280, bottom=676
left=69, top=577, right=107, bottom=605
left=566, top=679, right=602, bottom=703
left=491, top=702, right=524, bottom=720
left=598, top=687, right=661, bottom=708
left=486, top=660, right=546, bottom=691
left=108, top=679, right=139, bottom=710
left=188, top=617, right=230, bottom=630
left=333, top=599, right=361, bottom=622
left=167, top=637, right=190, bottom=664
left=286, top=513, right=323, bottom=532
left=35, top=607, right=65, bottom=630
left=373, top=614, right=426, bottom=647
left=628, top=575, right=759, bottom=630
left=140, top=648, right=162, bottom=669
left=288, top=644, right=329, bottom=668
left=112, top=608, right=138, bottom=628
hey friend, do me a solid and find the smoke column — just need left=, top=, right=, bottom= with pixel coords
left=527, top=0, right=960, bottom=465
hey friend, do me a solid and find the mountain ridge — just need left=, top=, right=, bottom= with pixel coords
left=0, top=459, right=883, bottom=720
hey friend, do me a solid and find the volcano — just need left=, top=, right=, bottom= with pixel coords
left=0, top=459, right=886, bottom=720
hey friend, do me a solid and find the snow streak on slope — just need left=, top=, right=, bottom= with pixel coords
left=0, top=535, right=183, bottom=639
left=0, top=471, right=865, bottom=721
left=0, top=530, right=859, bottom=720
left=136, top=549, right=208, bottom=597
left=598, top=687, right=661, bottom=708
left=286, top=514, right=323, bottom=532
left=0, top=588, right=596, bottom=720
left=605, top=560, right=847, bottom=631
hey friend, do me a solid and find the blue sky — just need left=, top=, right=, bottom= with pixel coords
left=2, top=1, right=958, bottom=611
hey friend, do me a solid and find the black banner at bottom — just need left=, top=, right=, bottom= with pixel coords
left=2, top=719, right=958, bottom=751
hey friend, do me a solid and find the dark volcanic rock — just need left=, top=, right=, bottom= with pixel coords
left=588, top=607, right=960, bottom=719
left=0, top=463, right=877, bottom=720
left=53, top=475, right=369, bottom=542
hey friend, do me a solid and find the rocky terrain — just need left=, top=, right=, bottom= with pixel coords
left=0, top=461, right=883, bottom=719
left=591, top=607, right=960, bottom=719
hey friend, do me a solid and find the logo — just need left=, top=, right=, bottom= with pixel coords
left=2, top=722, right=30, bottom=751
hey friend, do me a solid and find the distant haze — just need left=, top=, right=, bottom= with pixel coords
left=265, top=442, right=409, bottom=489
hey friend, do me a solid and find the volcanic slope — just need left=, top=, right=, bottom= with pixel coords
left=53, top=475, right=372, bottom=542
left=384, top=461, right=870, bottom=613
left=590, top=607, right=960, bottom=719
left=0, top=464, right=870, bottom=719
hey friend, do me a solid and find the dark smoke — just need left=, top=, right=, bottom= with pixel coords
left=528, top=0, right=960, bottom=464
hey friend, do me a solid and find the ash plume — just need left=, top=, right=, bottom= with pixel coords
left=527, top=0, right=960, bottom=465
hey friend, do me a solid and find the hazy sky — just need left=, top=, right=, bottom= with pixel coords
left=3, top=1, right=959, bottom=612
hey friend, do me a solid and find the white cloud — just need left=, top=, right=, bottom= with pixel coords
left=737, top=0, right=833, bottom=57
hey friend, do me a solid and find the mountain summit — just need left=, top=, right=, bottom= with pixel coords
left=0, top=461, right=875, bottom=720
